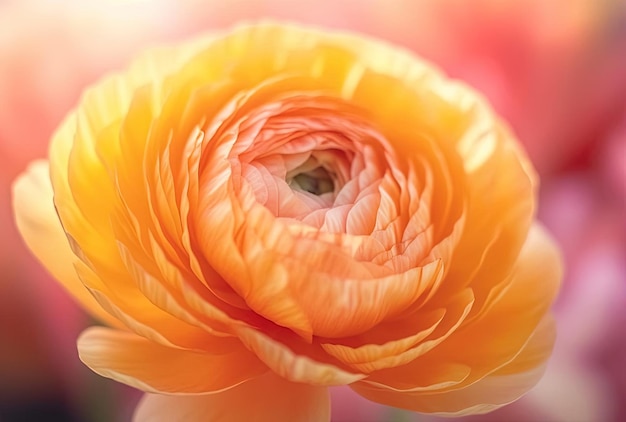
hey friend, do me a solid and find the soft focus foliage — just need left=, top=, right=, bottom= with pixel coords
left=1, top=1, right=624, bottom=421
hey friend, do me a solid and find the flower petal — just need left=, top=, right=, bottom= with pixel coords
left=423, top=223, right=562, bottom=378
left=356, top=224, right=560, bottom=394
left=351, top=315, right=556, bottom=416
left=321, top=287, right=474, bottom=374
left=235, top=325, right=365, bottom=386
left=350, top=224, right=560, bottom=414
left=133, top=372, right=330, bottom=422
left=12, top=160, right=119, bottom=327
left=77, top=326, right=267, bottom=394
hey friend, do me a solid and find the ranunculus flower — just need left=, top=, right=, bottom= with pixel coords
left=13, top=23, right=561, bottom=420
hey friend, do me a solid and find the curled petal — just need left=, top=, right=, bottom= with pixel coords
left=78, top=326, right=267, bottom=394
left=350, top=224, right=560, bottom=413
left=351, top=316, right=556, bottom=415
left=321, top=287, right=474, bottom=374
left=235, top=325, right=365, bottom=386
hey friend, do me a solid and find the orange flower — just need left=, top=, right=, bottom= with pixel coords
left=13, top=23, right=561, bottom=420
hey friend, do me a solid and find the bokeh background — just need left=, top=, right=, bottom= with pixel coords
left=1, top=0, right=624, bottom=421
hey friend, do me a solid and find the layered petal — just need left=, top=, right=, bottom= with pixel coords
left=12, top=160, right=119, bottom=327
left=235, top=324, right=365, bottom=386
left=350, top=224, right=561, bottom=412
left=77, top=326, right=267, bottom=394
left=352, top=316, right=556, bottom=416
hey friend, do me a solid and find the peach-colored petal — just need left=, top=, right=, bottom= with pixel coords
left=39, top=78, right=248, bottom=346
left=12, top=160, right=119, bottom=327
left=362, top=72, right=534, bottom=293
left=321, top=287, right=475, bottom=373
left=75, top=260, right=230, bottom=352
left=133, top=372, right=330, bottom=422
left=320, top=308, right=446, bottom=370
left=357, top=224, right=560, bottom=394
left=77, top=326, right=268, bottom=394
left=235, top=324, right=366, bottom=386
left=352, top=315, right=555, bottom=416
left=426, top=224, right=561, bottom=377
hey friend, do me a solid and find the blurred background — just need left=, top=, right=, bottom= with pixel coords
left=0, top=0, right=624, bottom=421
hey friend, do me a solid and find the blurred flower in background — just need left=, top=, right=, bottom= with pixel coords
left=1, top=0, right=624, bottom=421
left=372, top=0, right=626, bottom=176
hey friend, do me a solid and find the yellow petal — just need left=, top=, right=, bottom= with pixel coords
left=77, top=326, right=267, bottom=394
left=46, top=33, right=215, bottom=283
left=133, top=372, right=329, bottom=422
left=12, top=160, right=119, bottom=327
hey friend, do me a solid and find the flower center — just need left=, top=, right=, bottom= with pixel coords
left=286, top=155, right=338, bottom=197
left=289, top=166, right=335, bottom=196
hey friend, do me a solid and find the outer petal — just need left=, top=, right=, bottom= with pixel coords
left=12, top=160, right=119, bottom=327
left=352, top=316, right=556, bottom=416
left=77, top=326, right=267, bottom=394
left=133, top=373, right=330, bottom=422
left=235, top=325, right=365, bottom=386
left=350, top=224, right=561, bottom=414
left=423, top=223, right=562, bottom=379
